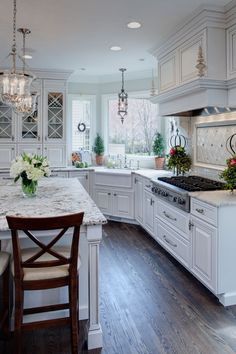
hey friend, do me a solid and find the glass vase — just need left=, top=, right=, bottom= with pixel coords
left=21, top=179, right=38, bottom=198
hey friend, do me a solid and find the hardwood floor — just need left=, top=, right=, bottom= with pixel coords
left=1, top=221, right=236, bottom=353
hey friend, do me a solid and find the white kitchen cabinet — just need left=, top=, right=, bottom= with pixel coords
left=0, top=76, right=68, bottom=169
left=134, top=175, right=143, bottom=225
left=94, top=172, right=134, bottom=220
left=158, top=52, right=177, bottom=92
left=94, top=188, right=113, bottom=216
left=191, top=215, right=217, bottom=293
left=68, top=171, right=90, bottom=193
left=18, top=144, right=42, bottom=156
left=43, top=144, right=66, bottom=168
left=143, top=190, right=155, bottom=236
left=227, top=24, right=236, bottom=79
left=0, top=144, right=16, bottom=168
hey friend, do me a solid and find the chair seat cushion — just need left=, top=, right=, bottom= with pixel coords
left=11, top=246, right=81, bottom=281
left=0, top=251, right=10, bottom=276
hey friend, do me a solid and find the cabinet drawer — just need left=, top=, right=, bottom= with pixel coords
left=156, top=200, right=190, bottom=239
left=191, top=198, right=217, bottom=226
left=155, top=220, right=191, bottom=268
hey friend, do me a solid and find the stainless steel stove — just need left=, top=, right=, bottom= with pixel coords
left=151, top=176, right=224, bottom=212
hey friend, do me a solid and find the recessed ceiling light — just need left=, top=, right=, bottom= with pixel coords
left=127, top=21, right=142, bottom=29
left=110, top=46, right=122, bottom=51
left=139, top=58, right=145, bottom=61
left=80, top=68, right=86, bottom=71
left=23, top=54, right=32, bottom=59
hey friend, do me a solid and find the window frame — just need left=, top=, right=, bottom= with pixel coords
left=102, top=90, right=158, bottom=155
left=67, top=94, right=96, bottom=158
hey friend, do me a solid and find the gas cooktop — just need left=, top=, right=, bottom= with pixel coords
left=157, top=176, right=224, bottom=192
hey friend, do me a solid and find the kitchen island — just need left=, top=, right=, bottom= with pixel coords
left=0, top=177, right=107, bottom=350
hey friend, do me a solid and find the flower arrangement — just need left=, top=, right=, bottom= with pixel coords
left=219, top=156, right=236, bottom=193
left=167, top=146, right=191, bottom=176
left=10, top=153, right=51, bottom=197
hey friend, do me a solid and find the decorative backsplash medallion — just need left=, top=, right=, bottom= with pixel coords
left=196, top=122, right=236, bottom=166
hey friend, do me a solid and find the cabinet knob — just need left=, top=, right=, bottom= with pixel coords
left=11, top=136, right=15, bottom=141
left=108, top=192, right=111, bottom=195
left=37, top=135, right=40, bottom=141
left=114, top=193, right=117, bottom=196
left=196, top=208, right=204, bottom=214
left=45, top=136, right=48, bottom=141
left=189, top=221, right=194, bottom=230
left=11, top=147, right=15, bottom=151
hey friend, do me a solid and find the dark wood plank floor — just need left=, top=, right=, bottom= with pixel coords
left=1, top=221, right=236, bottom=354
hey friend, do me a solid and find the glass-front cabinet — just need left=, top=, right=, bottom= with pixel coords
left=44, top=85, right=66, bottom=143
left=0, top=102, right=15, bottom=143
left=18, top=95, right=42, bottom=143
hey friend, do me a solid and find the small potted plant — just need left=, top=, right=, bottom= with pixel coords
left=219, top=156, right=236, bottom=193
left=152, top=132, right=165, bottom=169
left=167, top=146, right=191, bottom=176
left=93, top=133, right=104, bottom=166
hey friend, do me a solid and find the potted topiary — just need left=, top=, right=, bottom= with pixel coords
left=152, top=132, right=165, bottom=169
left=93, top=133, right=105, bottom=165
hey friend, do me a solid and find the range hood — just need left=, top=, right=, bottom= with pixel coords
left=151, top=78, right=236, bottom=117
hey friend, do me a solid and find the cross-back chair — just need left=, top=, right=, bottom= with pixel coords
left=6, top=212, right=84, bottom=354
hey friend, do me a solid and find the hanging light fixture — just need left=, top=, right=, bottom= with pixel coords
left=14, top=28, right=37, bottom=114
left=0, top=0, right=35, bottom=109
left=118, top=68, right=128, bottom=124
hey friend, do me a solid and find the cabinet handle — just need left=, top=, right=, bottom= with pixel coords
left=50, top=174, right=58, bottom=177
left=134, top=177, right=137, bottom=184
left=150, top=198, right=154, bottom=206
left=11, top=135, right=15, bottom=141
left=145, top=184, right=151, bottom=188
left=37, top=135, right=40, bottom=141
left=163, top=211, right=177, bottom=221
left=45, top=136, right=48, bottom=141
left=86, top=174, right=88, bottom=180
left=189, top=221, right=194, bottom=230
left=196, top=208, right=204, bottom=214
left=163, top=235, right=177, bottom=248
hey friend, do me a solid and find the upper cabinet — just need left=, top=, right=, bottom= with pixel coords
left=0, top=72, right=71, bottom=169
left=151, top=4, right=235, bottom=115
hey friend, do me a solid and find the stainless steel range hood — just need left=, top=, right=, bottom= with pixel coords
left=151, top=78, right=236, bottom=117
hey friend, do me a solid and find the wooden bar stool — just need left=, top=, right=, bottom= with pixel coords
left=0, top=251, right=10, bottom=337
left=6, top=212, right=84, bottom=354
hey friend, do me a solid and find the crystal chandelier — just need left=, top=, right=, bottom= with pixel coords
left=0, top=0, right=35, bottom=110
left=118, top=68, right=128, bottom=124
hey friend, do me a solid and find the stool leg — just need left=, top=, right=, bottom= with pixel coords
left=2, top=264, right=10, bottom=336
left=14, top=281, right=24, bottom=354
left=69, top=276, right=79, bottom=354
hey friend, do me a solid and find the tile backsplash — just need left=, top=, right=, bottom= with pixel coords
left=168, top=112, right=236, bottom=180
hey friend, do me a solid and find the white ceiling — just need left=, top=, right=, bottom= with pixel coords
left=0, top=0, right=230, bottom=82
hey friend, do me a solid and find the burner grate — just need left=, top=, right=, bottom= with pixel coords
left=158, top=176, right=224, bottom=192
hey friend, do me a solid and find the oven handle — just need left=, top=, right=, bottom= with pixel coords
left=163, top=211, right=177, bottom=221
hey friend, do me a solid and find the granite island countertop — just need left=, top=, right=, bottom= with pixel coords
left=0, top=178, right=107, bottom=231
left=189, top=189, right=236, bottom=207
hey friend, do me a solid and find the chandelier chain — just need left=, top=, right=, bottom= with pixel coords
left=12, top=0, right=17, bottom=73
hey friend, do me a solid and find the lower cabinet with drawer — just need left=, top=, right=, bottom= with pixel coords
left=155, top=219, right=191, bottom=268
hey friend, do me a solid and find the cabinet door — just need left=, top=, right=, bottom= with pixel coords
left=18, top=96, right=42, bottom=143
left=0, top=144, right=16, bottom=168
left=18, top=144, right=42, bottom=156
left=113, top=191, right=134, bottom=219
left=68, top=171, right=89, bottom=192
left=179, top=36, right=203, bottom=83
left=143, top=190, right=155, bottom=236
left=134, top=176, right=143, bottom=224
left=44, top=145, right=66, bottom=167
left=44, top=88, right=65, bottom=143
left=0, top=103, right=15, bottom=143
left=158, top=52, right=177, bottom=92
left=191, top=216, right=217, bottom=292
left=94, top=189, right=112, bottom=215
left=227, top=24, right=236, bottom=79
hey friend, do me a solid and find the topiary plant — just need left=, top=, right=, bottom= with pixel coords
left=93, top=134, right=104, bottom=156
left=152, top=132, right=165, bottom=157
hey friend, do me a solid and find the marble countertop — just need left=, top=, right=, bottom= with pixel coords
left=0, top=178, right=107, bottom=231
left=134, top=169, right=172, bottom=180
left=189, top=190, right=236, bottom=207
